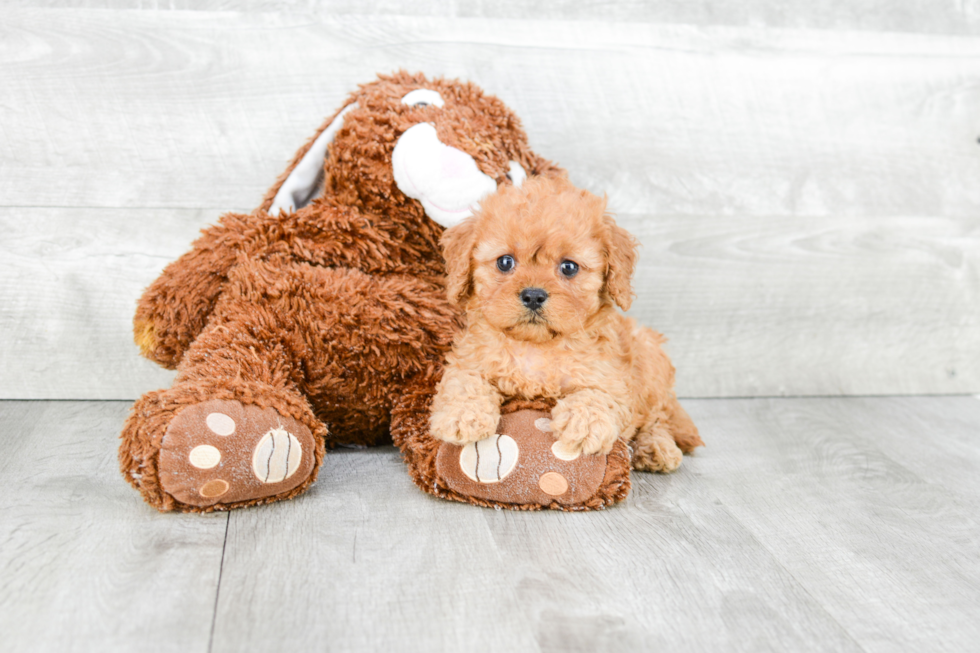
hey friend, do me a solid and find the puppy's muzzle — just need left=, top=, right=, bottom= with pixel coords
left=520, top=287, right=548, bottom=312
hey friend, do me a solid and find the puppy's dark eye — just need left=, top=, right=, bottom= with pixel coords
left=497, top=255, right=515, bottom=273
left=560, top=260, right=579, bottom=278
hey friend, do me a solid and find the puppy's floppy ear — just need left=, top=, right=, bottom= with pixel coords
left=440, top=216, right=479, bottom=306
left=526, top=152, right=566, bottom=179
left=602, top=214, right=638, bottom=311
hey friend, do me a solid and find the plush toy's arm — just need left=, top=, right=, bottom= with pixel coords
left=134, top=212, right=257, bottom=369
left=136, top=203, right=435, bottom=368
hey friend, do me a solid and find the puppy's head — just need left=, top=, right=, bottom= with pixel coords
left=441, top=176, right=637, bottom=343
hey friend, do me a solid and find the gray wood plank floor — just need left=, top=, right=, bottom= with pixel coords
left=2, top=396, right=978, bottom=652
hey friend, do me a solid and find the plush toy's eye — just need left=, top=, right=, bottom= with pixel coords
left=559, top=260, right=579, bottom=278
left=497, top=255, right=516, bottom=273
left=401, top=89, right=445, bottom=108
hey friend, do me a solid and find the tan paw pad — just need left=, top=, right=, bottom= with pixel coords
left=459, top=434, right=518, bottom=483
left=200, top=479, right=229, bottom=498
left=188, top=445, right=221, bottom=469
left=252, top=427, right=303, bottom=484
left=206, top=412, right=236, bottom=436
left=550, top=439, right=581, bottom=461
left=538, top=472, right=569, bottom=496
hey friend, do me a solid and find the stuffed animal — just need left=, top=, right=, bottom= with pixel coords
left=119, top=71, right=654, bottom=512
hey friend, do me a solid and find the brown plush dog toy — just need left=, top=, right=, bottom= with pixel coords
left=120, top=71, right=681, bottom=512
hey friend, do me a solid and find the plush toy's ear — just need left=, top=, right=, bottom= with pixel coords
left=440, top=216, right=480, bottom=306
left=269, top=102, right=358, bottom=215
left=603, top=214, right=638, bottom=311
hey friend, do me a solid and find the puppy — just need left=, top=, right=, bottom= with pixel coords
left=430, top=176, right=703, bottom=472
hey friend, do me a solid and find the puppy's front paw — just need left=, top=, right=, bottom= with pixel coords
left=431, top=405, right=500, bottom=445
left=550, top=392, right=622, bottom=455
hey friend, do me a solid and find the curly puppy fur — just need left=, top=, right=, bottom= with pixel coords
left=431, top=177, right=703, bottom=472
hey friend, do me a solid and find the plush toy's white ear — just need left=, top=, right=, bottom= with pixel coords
left=270, top=103, right=358, bottom=216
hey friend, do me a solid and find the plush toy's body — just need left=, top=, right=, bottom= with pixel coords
left=120, top=72, right=693, bottom=513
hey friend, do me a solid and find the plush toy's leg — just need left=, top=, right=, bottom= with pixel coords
left=391, top=384, right=632, bottom=511
left=120, top=312, right=327, bottom=513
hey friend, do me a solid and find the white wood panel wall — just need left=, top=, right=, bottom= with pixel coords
left=1, top=8, right=978, bottom=399
left=9, top=0, right=980, bottom=36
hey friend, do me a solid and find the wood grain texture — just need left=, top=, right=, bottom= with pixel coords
left=2, top=208, right=976, bottom=399
left=620, top=213, right=980, bottom=397
left=203, top=395, right=980, bottom=652
left=0, top=207, right=200, bottom=399
left=2, top=11, right=978, bottom=218
left=1, top=9, right=978, bottom=399
left=690, top=396, right=980, bottom=651
left=2, top=397, right=977, bottom=651
left=0, top=401, right=227, bottom=653
left=10, top=0, right=980, bottom=36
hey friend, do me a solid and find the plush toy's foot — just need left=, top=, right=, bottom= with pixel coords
left=432, top=404, right=632, bottom=510
left=121, top=386, right=327, bottom=512
left=156, top=399, right=317, bottom=509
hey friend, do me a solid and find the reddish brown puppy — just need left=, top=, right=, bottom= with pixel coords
left=431, top=177, right=703, bottom=485
left=120, top=72, right=561, bottom=512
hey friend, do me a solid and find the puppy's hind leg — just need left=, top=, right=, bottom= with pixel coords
left=631, top=420, right=684, bottom=473
left=666, top=397, right=704, bottom=454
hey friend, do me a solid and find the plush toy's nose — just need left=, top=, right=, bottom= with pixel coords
left=520, top=287, right=548, bottom=311
left=440, top=146, right=474, bottom=179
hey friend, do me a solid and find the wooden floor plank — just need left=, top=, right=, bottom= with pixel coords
left=2, top=397, right=978, bottom=650
left=206, top=396, right=980, bottom=652
left=691, top=396, right=980, bottom=652
left=0, top=401, right=227, bottom=653
left=210, top=450, right=540, bottom=652
left=477, top=476, right=862, bottom=653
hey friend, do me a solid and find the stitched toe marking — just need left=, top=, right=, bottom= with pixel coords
left=538, top=472, right=569, bottom=496
left=252, top=427, right=303, bottom=484
left=206, top=412, right=235, bottom=436
left=200, top=479, right=229, bottom=498
left=188, top=445, right=221, bottom=469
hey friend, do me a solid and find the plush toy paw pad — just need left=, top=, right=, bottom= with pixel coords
left=436, top=409, right=608, bottom=507
left=458, top=434, right=519, bottom=483
left=158, top=399, right=315, bottom=507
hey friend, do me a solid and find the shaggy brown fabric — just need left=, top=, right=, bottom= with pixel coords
left=120, top=71, right=634, bottom=512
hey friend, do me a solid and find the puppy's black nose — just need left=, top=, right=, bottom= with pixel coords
left=520, top=287, right=548, bottom=311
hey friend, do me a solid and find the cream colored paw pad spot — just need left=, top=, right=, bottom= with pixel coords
left=200, top=479, right=229, bottom=498
left=206, top=412, right=235, bottom=436
left=459, top=434, right=518, bottom=484
left=188, top=445, right=221, bottom=469
left=538, top=472, right=569, bottom=496
left=534, top=417, right=553, bottom=432
left=252, top=427, right=303, bottom=484
left=550, top=440, right=581, bottom=461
